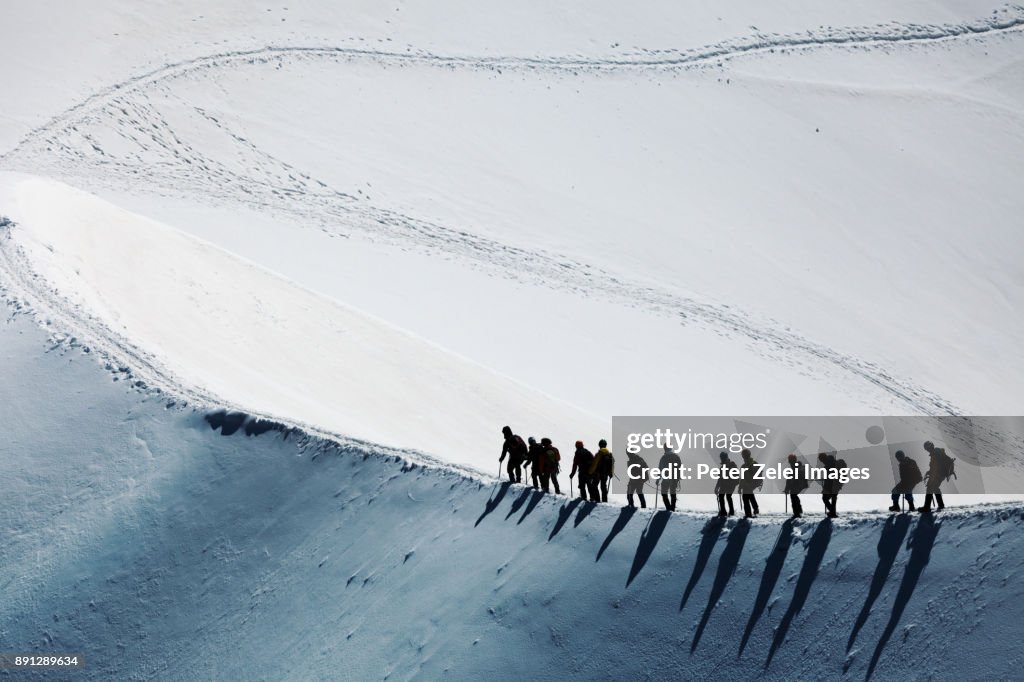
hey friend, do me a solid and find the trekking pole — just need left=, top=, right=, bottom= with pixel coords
left=784, top=493, right=788, bottom=515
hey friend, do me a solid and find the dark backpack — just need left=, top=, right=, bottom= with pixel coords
left=933, top=448, right=956, bottom=482
left=577, top=449, right=594, bottom=473
left=600, top=452, right=615, bottom=477
left=547, top=447, right=561, bottom=471
left=904, top=459, right=923, bottom=487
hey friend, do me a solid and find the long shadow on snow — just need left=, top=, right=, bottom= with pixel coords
left=574, top=501, right=597, bottom=527
left=596, top=507, right=637, bottom=562
left=505, top=487, right=534, bottom=520
left=626, top=510, right=672, bottom=587
left=517, top=489, right=546, bottom=525
left=692, top=519, right=751, bottom=652
left=680, top=517, right=727, bottom=611
left=738, top=519, right=795, bottom=657
left=847, top=515, right=911, bottom=652
left=548, top=498, right=583, bottom=541
left=765, top=519, right=833, bottom=668
left=866, top=515, right=941, bottom=681
left=475, top=482, right=512, bottom=527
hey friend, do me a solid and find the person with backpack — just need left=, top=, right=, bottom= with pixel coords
left=784, top=453, right=807, bottom=518
left=739, top=448, right=760, bottom=518
left=715, top=451, right=739, bottom=517
left=590, top=439, right=615, bottom=503
left=889, top=450, right=921, bottom=512
left=524, top=436, right=545, bottom=490
left=539, top=437, right=561, bottom=494
left=499, top=425, right=528, bottom=483
left=817, top=452, right=840, bottom=518
left=570, top=440, right=595, bottom=501
left=659, top=445, right=681, bottom=511
left=920, top=441, right=951, bottom=512
left=626, top=449, right=649, bottom=508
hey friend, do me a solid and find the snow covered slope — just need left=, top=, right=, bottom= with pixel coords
left=1, top=315, right=1021, bottom=680
left=3, top=1, right=1023, bottom=430
left=0, top=174, right=603, bottom=469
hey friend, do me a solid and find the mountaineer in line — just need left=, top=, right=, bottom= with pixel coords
left=525, top=436, right=544, bottom=490
left=626, top=448, right=649, bottom=508
left=739, top=448, right=760, bottom=518
left=659, top=445, right=681, bottom=511
left=571, top=440, right=597, bottom=501
left=590, top=439, right=615, bottom=503
left=499, top=425, right=527, bottom=484
left=889, top=450, right=922, bottom=512
left=920, top=440, right=954, bottom=513
left=539, top=437, right=562, bottom=494
left=784, top=453, right=807, bottom=518
left=715, top=451, right=738, bottom=517
left=817, top=451, right=848, bottom=518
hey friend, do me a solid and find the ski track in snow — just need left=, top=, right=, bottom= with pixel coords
left=5, top=5, right=1024, bottom=150
left=5, top=10, right=1023, bottom=417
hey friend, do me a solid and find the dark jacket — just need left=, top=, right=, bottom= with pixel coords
left=526, top=442, right=546, bottom=472
left=715, top=458, right=739, bottom=494
left=739, top=456, right=760, bottom=494
left=571, top=447, right=594, bottom=478
left=501, top=434, right=527, bottom=465
left=659, top=450, right=681, bottom=490
left=783, top=461, right=808, bottom=494
left=626, top=453, right=649, bottom=486
left=898, top=457, right=922, bottom=489
left=925, top=448, right=949, bottom=491
left=819, top=454, right=840, bottom=495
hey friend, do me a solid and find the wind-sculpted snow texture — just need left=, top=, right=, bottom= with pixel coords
left=1, top=315, right=1022, bottom=681
left=5, top=9, right=1024, bottom=418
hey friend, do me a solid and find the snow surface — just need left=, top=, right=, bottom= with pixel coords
left=3, top=0, right=1024, bottom=433
left=0, top=174, right=604, bottom=468
left=1, top=314, right=1021, bottom=680
left=1, top=1, right=1023, bottom=493
left=1, top=2, right=1024, bottom=676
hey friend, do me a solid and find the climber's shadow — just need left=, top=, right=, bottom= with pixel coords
left=475, top=481, right=511, bottom=527
left=866, top=515, right=941, bottom=681
left=626, top=510, right=672, bottom=587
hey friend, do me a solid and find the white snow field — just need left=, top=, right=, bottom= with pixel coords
left=2, top=0, right=1024, bottom=437
left=0, top=173, right=604, bottom=468
left=1, top=315, right=1022, bottom=681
